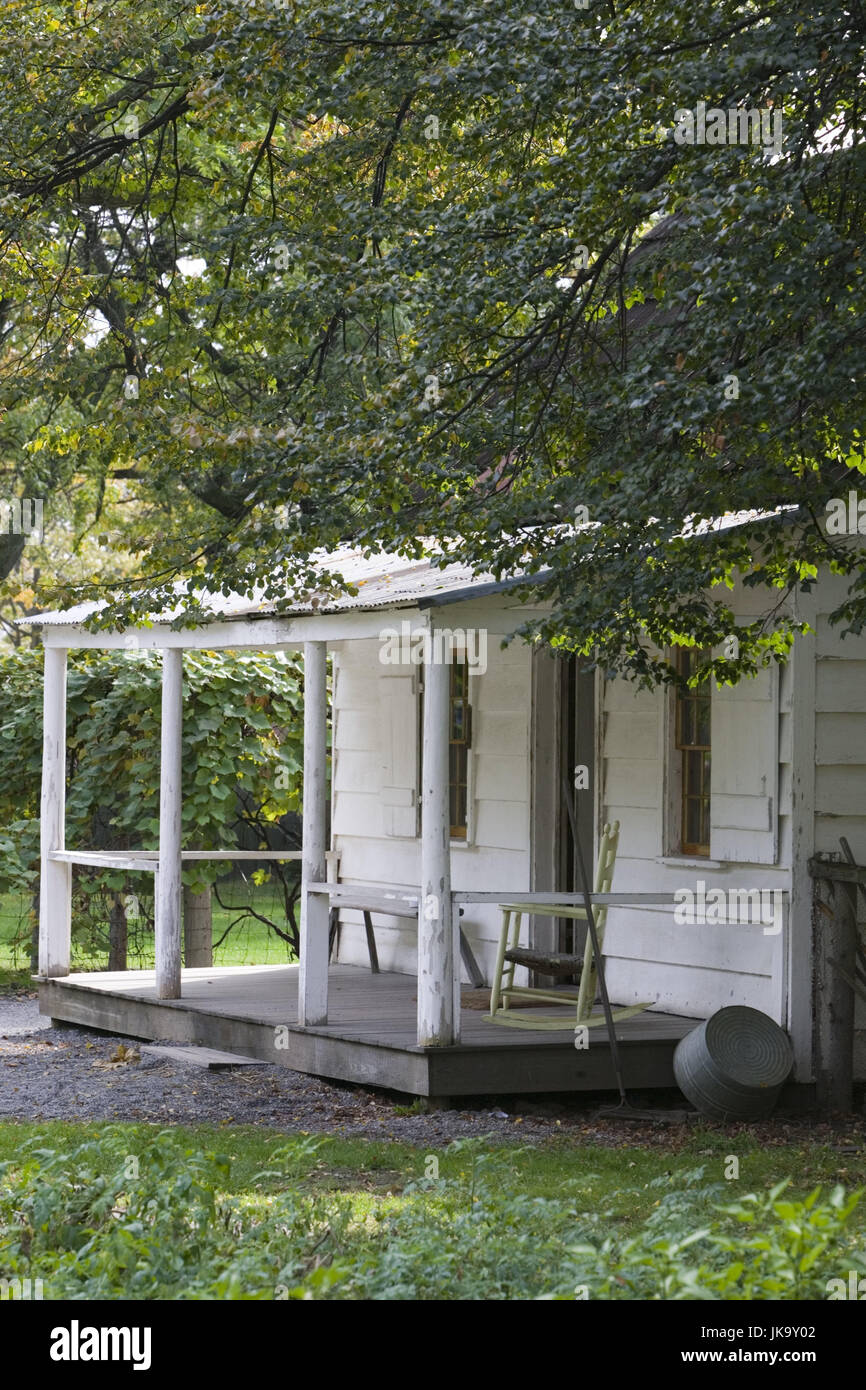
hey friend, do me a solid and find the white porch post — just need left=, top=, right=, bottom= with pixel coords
left=155, top=647, right=183, bottom=999
left=39, top=646, right=71, bottom=976
left=418, top=654, right=459, bottom=1045
left=299, top=640, right=329, bottom=1026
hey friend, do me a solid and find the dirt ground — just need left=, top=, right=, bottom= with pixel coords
left=2, top=990, right=864, bottom=1149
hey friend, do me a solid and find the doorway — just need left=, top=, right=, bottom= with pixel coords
left=530, top=650, right=597, bottom=964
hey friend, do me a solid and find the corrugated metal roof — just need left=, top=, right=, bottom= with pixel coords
left=22, top=546, right=502, bottom=627
left=21, top=508, right=798, bottom=629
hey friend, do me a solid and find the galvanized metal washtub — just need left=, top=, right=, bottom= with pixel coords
left=673, top=1006, right=794, bottom=1120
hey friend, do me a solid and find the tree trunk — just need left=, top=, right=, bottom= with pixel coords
left=183, top=885, right=213, bottom=967
left=108, top=893, right=128, bottom=971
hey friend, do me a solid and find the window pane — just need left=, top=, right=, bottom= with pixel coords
left=449, top=663, right=470, bottom=838
left=684, top=750, right=701, bottom=794
left=680, top=699, right=694, bottom=746
left=696, top=697, right=711, bottom=746
left=689, top=798, right=707, bottom=848
left=676, top=647, right=711, bottom=854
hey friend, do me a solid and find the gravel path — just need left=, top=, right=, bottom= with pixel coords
left=2, top=991, right=864, bottom=1150
left=0, top=991, right=554, bottom=1144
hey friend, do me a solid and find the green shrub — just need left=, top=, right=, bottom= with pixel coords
left=0, top=1130, right=348, bottom=1300
left=1, top=1133, right=863, bottom=1300
left=563, top=1177, right=865, bottom=1301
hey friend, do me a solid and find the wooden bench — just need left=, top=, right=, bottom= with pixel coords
left=325, top=886, right=485, bottom=987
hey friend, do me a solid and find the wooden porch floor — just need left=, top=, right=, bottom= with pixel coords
left=40, top=964, right=699, bottom=1099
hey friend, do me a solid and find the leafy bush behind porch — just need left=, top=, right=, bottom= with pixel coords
left=0, top=646, right=308, bottom=961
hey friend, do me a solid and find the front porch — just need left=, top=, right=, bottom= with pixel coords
left=39, top=963, right=697, bottom=1099
left=29, top=552, right=792, bottom=1101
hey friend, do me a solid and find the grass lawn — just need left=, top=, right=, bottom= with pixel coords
left=1, top=1119, right=864, bottom=1213
left=1, top=1120, right=864, bottom=1299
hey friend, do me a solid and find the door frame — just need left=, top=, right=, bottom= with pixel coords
left=529, top=650, right=598, bottom=959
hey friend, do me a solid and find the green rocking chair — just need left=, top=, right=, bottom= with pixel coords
left=487, top=820, right=650, bottom=1031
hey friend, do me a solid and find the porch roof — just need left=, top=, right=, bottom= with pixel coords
left=22, top=545, right=509, bottom=632
left=21, top=505, right=796, bottom=643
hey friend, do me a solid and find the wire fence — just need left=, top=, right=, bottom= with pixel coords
left=0, top=860, right=303, bottom=976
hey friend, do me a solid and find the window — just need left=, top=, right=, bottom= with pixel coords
left=674, top=647, right=711, bottom=855
left=449, top=659, right=472, bottom=839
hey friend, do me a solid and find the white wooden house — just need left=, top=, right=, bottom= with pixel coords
left=27, top=540, right=866, bottom=1102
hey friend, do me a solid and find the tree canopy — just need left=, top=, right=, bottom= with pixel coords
left=1, top=1, right=863, bottom=681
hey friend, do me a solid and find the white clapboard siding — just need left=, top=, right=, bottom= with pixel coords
left=816, top=613, right=866, bottom=659
left=610, top=957, right=782, bottom=1020
left=379, top=672, right=420, bottom=837
left=778, top=761, right=793, bottom=817
left=811, top=572, right=866, bottom=997
left=473, top=753, right=526, bottom=802
left=812, top=598, right=866, bottom=1075
left=779, top=657, right=794, bottom=714
left=606, top=809, right=663, bottom=861
left=816, top=659, right=866, bottom=712
left=331, top=610, right=533, bottom=978
left=815, top=765, right=866, bottom=817
left=333, top=665, right=379, bottom=710
left=601, top=650, right=790, bottom=1024
left=816, top=713, right=866, bottom=765
left=333, top=749, right=383, bottom=793
left=473, top=710, right=525, bottom=748
left=604, top=759, right=658, bottom=809
left=336, top=838, right=420, bottom=887
left=605, top=910, right=781, bottom=976
left=777, top=812, right=793, bottom=867
left=778, top=710, right=793, bottom=770
left=603, top=709, right=659, bottom=750
left=710, top=667, right=779, bottom=863
left=333, top=790, right=383, bottom=840
left=472, top=799, right=528, bottom=852
left=815, top=818, right=866, bottom=854
left=335, top=709, right=375, bottom=751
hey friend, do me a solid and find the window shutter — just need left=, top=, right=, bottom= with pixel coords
left=379, top=673, right=420, bottom=837
left=709, top=666, right=779, bottom=863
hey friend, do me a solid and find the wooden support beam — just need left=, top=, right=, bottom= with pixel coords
left=50, top=851, right=158, bottom=873
left=40, top=608, right=426, bottom=651
left=308, top=885, right=722, bottom=908
left=418, top=656, right=458, bottom=1045
left=299, top=641, right=329, bottom=1026
left=49, top=849, right=303, bottom=871
left=38, top=646, right=71, bottom=976
left=179, top=850, right=302, bottom=861
left=812, top=871, right=857, bottom=1113
left=452, top=891, right=706, bottom=905
left=155, top=648, right=183, bottom=999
